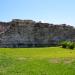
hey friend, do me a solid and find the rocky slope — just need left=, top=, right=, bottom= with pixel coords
left=0, top=19, right=75, bottom=47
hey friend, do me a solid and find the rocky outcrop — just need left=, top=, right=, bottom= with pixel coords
left=0, top=19, right=75, bottom=47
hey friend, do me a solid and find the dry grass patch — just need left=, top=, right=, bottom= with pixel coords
left=49, top=58, right=75, bottom=64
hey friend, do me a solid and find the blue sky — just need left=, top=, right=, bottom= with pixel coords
left=0, top=0, right=75, bottom=26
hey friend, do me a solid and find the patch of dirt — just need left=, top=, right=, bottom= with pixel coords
left=17, top=57, right=32, bottom=60
left=18, top=57, right=27, bottom=60
left=49, top=58, right=75, bottom=64
left=63, top=58, right=75, bottom=64
left=49, top=58, right=62, bottom=63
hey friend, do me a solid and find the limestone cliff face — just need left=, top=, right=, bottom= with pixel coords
left=0, top=19, right=75, bottom=47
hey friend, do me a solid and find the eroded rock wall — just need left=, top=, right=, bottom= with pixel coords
left=0, top=19, right=75, bottom=47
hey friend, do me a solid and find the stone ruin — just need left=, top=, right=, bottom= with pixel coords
left=0, top=19, right=75, bottom=47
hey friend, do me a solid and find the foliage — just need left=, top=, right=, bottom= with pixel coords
left=61, top=41, right=68, bottom=48
left=61, top=41, right=75, bottom=49
left=68, top=42, right=74, bottom=49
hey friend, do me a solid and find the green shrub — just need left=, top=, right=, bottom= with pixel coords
left=61, top=41, right=75, bottom=49
left=68, top=42, right=74, bottom=49
left=62, top=41, right=68, bottom=48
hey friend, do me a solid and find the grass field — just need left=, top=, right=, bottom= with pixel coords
left=0, top=47, right=75, bottom=75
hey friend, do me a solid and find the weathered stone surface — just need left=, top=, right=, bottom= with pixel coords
left=0, top=19, right=75, bottom=47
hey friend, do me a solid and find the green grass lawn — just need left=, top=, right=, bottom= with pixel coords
left=1, top=47, right=75, bottom=58
left=0, top=47, right=75, bottom=75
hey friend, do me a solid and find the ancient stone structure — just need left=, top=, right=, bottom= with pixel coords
left=0, top=19, right=75, bottom=47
